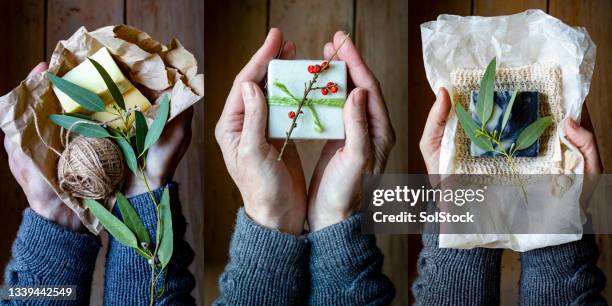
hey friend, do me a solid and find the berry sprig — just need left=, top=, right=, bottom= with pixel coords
left=277, top=33, right=350, bottom=161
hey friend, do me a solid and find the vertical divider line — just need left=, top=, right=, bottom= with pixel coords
left=470, top=0, right=475, bottom=15
left=266, top=0, right=271, bottom=32
left=352, top=0, right=357, bottom=45
left=43, top=0, right=48, bottom=61
left=123, top=0, right=127, bottom=25
left=546, top=0, right=550, bottom=13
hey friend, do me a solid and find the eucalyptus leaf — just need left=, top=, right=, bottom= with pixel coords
left=111, top=133, right=139, bottom=175
left=89, top=58, right=125, bottom=110
left=456, top=104, right=495, bottom=152
left=514, top=116, right=553, bottom=151
left=47, top=73, right=106, bottom=112
left=135, top=111, right=148, bottom=155
left=143, top=95, right=170, bottom=152
left=109, top=129, right=138, bottom=172
left=49, top=114, right=111, bottom=138
left=476, top=58, right=496, bottom=128
left=157, top=187, right=173, bottom=269
left=84, top=199, right=138, bottom=249
left=65, top=113, right=92, bottom=120
left=500, top=90, right=518, bottom=137
left=116, top=191, right=151, bottom=247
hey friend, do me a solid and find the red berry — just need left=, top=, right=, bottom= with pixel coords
left=288, top=111, right=296, bottom=119
left=321, top=61, right=329, bottom=70
left=321, top=88, right=329, bottom=95
left=330, top=85, right=338, bottom=93
left=313, top=65, right=321, bottom=73
left=307, top=65, right=314, bottom=73
left=326, top=82, right=334, bottom=87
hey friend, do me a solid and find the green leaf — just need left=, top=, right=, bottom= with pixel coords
left=110, top=131, right=139, bottom=175
left=49, top=114, right=111, bottom=138
left=514, top=116, right=553, bottom=151
left=456, top=104, right=495, bottom=152
left=65, top=113, right=92, bottom=120
left=135, top=111, right=148, bottom=155
left=47, top=73, right=106, bottom=112
left=157, top=187, right=173, bottom=269
left=116, top=191, right=151, bottom=247
left=143, top=95, right=170, bottom=152
left=89, top=58, right=125, bottom=110
left=84, top=199, right=138, bottom=249
left=500, top=90, right=518, bottom=137
left=476, top=58, right=496, bottom=128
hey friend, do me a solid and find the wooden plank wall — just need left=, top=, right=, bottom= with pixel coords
left=409, top=0, right=612, bottom=304
left=204, top=0, right=408, bottom=305
left=0, top=1, right=204, bottom=305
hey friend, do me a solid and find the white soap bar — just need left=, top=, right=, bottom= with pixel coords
left=267, top=59, right=346, bottom=139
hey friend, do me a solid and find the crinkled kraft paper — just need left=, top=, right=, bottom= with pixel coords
left=0, top=25, right=204, bottom=234
left=420, top=10, right=596, bottom=251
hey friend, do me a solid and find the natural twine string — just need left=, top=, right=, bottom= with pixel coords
left=31, top=106, right=125, bottom=199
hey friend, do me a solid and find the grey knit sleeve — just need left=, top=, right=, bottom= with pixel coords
left=519, top=234, right=607, bottom=305
left=412, top=234, right=503, bottom=306
left=2, top=209, right=101, bottom=305
left=308, top=214, right=395, bottom=305
left=213, top=208, right=309, bottom=306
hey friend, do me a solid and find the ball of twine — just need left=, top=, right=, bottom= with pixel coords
left=57, top=136, right=125, bottom=199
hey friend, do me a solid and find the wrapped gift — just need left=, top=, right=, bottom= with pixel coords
left=267, top=59, right=347, bottom=139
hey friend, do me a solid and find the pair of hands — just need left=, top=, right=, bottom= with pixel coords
left=420, top=87, right=602, bottom=175
left=215, top=29, right=395, bottom=235
left=5, top=62, right=194, bottom=232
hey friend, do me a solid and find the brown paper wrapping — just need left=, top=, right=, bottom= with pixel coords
left=0, top=25, right=204, bottom=234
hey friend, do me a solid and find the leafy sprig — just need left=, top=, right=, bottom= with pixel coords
left=47, top=59, right=173, bottom=306
left=454, top=57, right=553, bottom=204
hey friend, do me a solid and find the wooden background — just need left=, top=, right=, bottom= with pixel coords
left=0, top=0, right=205, bottom=305
left=408, top=0, right=612, bottom=304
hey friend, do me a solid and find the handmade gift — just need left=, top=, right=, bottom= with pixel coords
left=267, top=59, right=347, bottom=140
left=0, top=25, right=204, bottom=234
left=421, top=10, right=596, bottom=251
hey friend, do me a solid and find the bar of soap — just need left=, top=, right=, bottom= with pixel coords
left=469, top=91, right=540, bottom=157
left=267, top=59, right=347, bottom=139
left=51, top=47, right=151, bottom=129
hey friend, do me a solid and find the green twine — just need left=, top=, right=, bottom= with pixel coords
left=267, top=80, right=345, bottom=133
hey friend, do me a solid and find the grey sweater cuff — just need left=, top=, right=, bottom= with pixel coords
left=230, top=208, right=309, bottom=274
left=13, top=208, right=101, bottom=277
left=308, top=214, right=378, bottom=277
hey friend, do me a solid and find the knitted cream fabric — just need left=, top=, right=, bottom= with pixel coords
left=451, top=64, right=563, bottom=175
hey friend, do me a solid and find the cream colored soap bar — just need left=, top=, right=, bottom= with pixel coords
left=51, top=47, right=151, bottom=129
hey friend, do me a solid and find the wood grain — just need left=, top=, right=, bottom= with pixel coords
left=550, top=0, right=612, bottom=300
left=203, top=0, right=268, bottom=303
left=126, top=1, right=205, bottom=304
left=355, top=0, right=408, bottom=305
left=0, top=0, right=44, bottom=282
left=46, top=0, right=124, bottom=58
left=473, top=0, right=546, bottom=16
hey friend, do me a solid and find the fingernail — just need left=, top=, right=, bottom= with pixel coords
left=241, top=82, right=255, bottom=99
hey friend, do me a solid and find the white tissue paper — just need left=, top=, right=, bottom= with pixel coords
left=421, top=9, right=596, bottom=251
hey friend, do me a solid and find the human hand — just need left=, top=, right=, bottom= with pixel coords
left=123, top=107, right=194, bottom=197
left=4, top=62, right=84, bottom=232
left=564, top=107, right=602, bottom=175
left=307, top=31, right=395, bottom=232
left=215, top=28, right=307, bottom=235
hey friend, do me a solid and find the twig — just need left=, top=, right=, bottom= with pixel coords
left=277, top=33, right=350, bottom=161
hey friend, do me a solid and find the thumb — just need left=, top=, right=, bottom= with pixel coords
left=420, top=87, right=451, bottom=151
left=240, top=81, right=268, bottom=148
left=28, top=62, right=48, bottom=77
left=564, top=118, right=601, bottom=175
left=344, top=88, right=369, bottom=157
